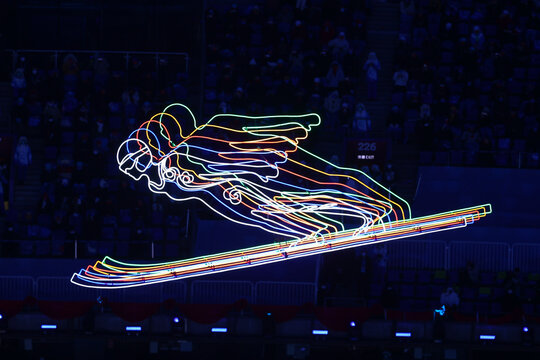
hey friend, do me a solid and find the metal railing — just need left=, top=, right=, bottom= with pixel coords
left=4, top=242, right=540, bottom=303
left=385, top=240, right=540, bottom=272
left=0, top=276, right=34, bottom=300
left=255, top=281, right=317, bottom=306
left=7, top=49, right=190, bottom=95
left=387, top=240, right=446, bottom=269
left=512, top=243, right=540, bottom=273
left=8, top=49, right=189, bottom=74
left=419, top=149, right=539, bottom=169
left=1, top=276, right=317, bottom=305
left=190, top=280, right=253, bottom=304
left=449, top=241, right=509, bottom=272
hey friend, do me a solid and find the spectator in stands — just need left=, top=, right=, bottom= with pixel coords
left=14, top=136, right=32, bottom=184
left=352, top=103, right=371, bottom=133
left=363, top=52, right=380, bottom=100
left=400, top=0, right=416, bottom=17
left=27, top=67, right=44, bottom=97
left=11, top=68, right=26, bottom=98
left=461, top=125, right=480, bottom=163
left=324, top=90, right=341, bottom=128
left=43, top=100, right=61, bottom=123
left=498, top=9, right=513, bottom=37
left=328, top=32, right=350, bottom=62
left=393, top=68, right=409, bottom=92
left=291, top=20, right=307, bottom=47
left=121, top=87, right=140, bottom=109
left=230, top=87, right=246, bottom=113
left=384, top=164, right=395, bottom=184
left=218, top=101, right=229, bottom=114
left=470, top=4, right=485, bottom=22
left=339, top=102, right=353, bottom=130
left=440, top=287, right=460, bottom=309
left=419, top=104, right=432, bottom=122
left=325, top=61, right=345, bottom=89
left=296, top=0, right=306, bottom=12
left=370, top=164, right=382, bottom=182
left=318, top=20, right=334, bottom=44
left=440, top=22, right=457, bottom=42
left=470, top=26, right=485, bottom=52
left=387, top=105, right=404, bottom=139
left=62, top=54, right=79, bottom=78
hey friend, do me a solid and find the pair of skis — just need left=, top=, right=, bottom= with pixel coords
left=71, top=204, right=491, bottom=289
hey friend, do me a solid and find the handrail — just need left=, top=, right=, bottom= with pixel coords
left=6, top=241, right=540, bottom=274
left=0, top=275, right=36, bottom=299
left=419, top=149, right=538, bottom=169
left=0, top=275, right=319, bottom=305
left=7, top=49, right=189, bottom=73
left=190, top=279, right=254, bottom=303
left=255, top=281, right=317, bottom=305
left=8, top=49, right=189, bottom=55
left=0, top=239, right=518, bottom=271
left=510, top=243, right=540, bottom=273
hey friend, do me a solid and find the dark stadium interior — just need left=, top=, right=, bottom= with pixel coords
left=0, top=0, right=540, bottom=359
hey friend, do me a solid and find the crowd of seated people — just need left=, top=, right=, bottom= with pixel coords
left=2, top=53, right=189, bottom=258
left=202, top=1, right=400, bottom=200
left=203, top=1, right=375, bottom=137
left=1, top=0, right=404, bottom=259
left=391, top=0, right=540, bottom=168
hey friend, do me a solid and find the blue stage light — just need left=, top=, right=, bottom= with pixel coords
left=312, top=329, right=328, bottom=335
left=479, top=335, right=495, bottom=340
left=41, top=324, right=57, bottom=330
left=395, top=332, right=411, bottom=337
left=523, top=326, right=529, bottom=333
left=350, top=321, right=356, bottom=327
left=126, top=326, right=142, bottom=331
left=173, top=317, right=180, bottom=323
left=211, top=327, right=227, bottom=333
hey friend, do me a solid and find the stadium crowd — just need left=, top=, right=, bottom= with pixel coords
left=392, top=0, right=540, bottom=167
left=4, top=53, right=189, bottom=258
left=203, top=1, right=374, bottom=136
left=1, top=0, right=540, bottom=319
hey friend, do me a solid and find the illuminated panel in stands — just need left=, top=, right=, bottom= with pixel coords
left=211, top=327, right=227, bottom=333
left=71, top=104, right=492, bottom=288
left=312, top=330, right=329, bottom=335
left=395, top=332, right=411, bottom=338
left=479, top=335, right=496, bottom=340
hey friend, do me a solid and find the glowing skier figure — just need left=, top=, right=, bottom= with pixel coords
left=117, top=103, right=411, bottom=244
